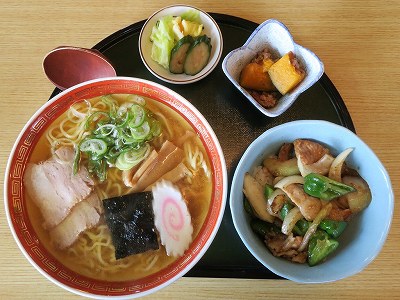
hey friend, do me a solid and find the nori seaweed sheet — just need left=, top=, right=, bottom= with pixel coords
left=103, top=192, right=159, bottom=259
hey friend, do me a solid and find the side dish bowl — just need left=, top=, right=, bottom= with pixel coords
left=230, top=120, right=393, bottom=283
left=4, top=77, right=227, bottom=298
left=139, top=5, right=223, bottom=84
left=222, top=19, right=324, bottom=117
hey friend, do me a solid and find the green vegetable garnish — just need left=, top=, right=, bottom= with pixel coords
left=243, top=198, right=254, bottom=216
left=250, top=219, right=280, bottom=237
left=73, top=96, right=161, bottom=182
left=180, top=9, right=201, bottom=23
left=280, top=202, right=310, bottom=236
left=319, top=220, right=347, bottom=238
left=150, top=10, right=203, bottom=71
left=303, top=173, right=356, bottom=201
left=264, top=184, right=274, bottom=198
left=308, top=230, right=339, bottom=266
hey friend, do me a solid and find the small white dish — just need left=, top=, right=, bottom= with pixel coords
left=222, top=19, right=324, bottom=117
left=139, top=5, right=223, bottom=84
left=230, top=120, right=394, bottom=283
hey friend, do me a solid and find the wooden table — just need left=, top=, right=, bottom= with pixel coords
left=1, top=0, right=399, bottom=299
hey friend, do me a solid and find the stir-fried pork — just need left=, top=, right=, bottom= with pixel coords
left=282, top=183, right=322, bottom=221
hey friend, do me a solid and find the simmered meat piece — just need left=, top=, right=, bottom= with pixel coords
left=103, top=192, right=159, bottom=260
left=248, top=90, right=280, bottom=108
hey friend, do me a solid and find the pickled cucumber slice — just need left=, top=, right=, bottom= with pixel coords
left=169, top=35, right=194, bottom=74
left=183, top=35, right=212, bottom=75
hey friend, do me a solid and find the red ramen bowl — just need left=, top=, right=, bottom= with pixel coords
left=4, top=77, right=227, bottom=298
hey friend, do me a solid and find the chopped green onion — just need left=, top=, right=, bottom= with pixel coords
left=115, top=144, right=150, bottom=170
left=149, top=118, right=161, bottom=137
left=128, top=104, right=146, bottom=128
left=73, top=95, right=163, bottom=181
left=80, top=138, right=108, bottom=157
left=84, top=111, right=110, bottom=130
left=130, top=121, right=151, bottom=140
left=94, top=124, right=116, bottom=136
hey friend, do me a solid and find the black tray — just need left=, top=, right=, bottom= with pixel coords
left=50, top=13, right=354, bottom=279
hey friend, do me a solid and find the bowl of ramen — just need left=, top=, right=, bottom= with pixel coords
left=4, top=77, right=227, bottom=298
left=230, top=120, right=393, bottom=283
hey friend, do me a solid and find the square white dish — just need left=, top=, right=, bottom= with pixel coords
left=222, top=19, right=324, bottom=117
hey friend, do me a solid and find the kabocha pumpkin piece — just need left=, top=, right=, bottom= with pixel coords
left=262, top=58, right=275, bottom=73
left=239, top=62, right=276, bottom=91
left=268, top=51, right=305, bottom=95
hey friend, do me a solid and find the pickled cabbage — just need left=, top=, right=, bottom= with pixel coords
left=149, top=10, right=203, bottom=70
left=180, top=9, right=201, bottom=23
left=150, top=15, right=175, bottom=69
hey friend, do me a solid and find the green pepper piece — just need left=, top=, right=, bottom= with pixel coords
left=243, top=198, right=254, bottom=216
left=264, top=184, right=275, bottom=199
left=280, top=203, right=310, bottom=236
left=250, top=219, right=280, bottom=237
left=319, top=220, right=347, bottom=238
left=280, top=202, right=293, bottom=220
left=303, top=173, right=356, bottom=201
left=308, top=230, right=339, bottom=266
left=294, top=219, right=310, bottom=236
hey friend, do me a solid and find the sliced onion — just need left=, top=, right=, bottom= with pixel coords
left=298, top=203, right=332, bottom=251
left=328, top=148, right=354, bottom=182
left=69, top=99, right=91, bottom=120
left=274, top=175, right=304, bottom=190
left=266, top=189, right=286, bottom=217
left=273, top=176, right=284, bottom=186
left=268, top=189, right=285, bottom=206
left=281, top=206, right=302, bottom=235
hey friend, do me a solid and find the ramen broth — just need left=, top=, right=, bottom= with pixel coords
left=25, top=94, right=212, bottom=281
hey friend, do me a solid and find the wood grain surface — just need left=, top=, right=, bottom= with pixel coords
left=0, top=0, right=399, bottom=299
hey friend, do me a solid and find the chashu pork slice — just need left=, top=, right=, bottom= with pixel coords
left=49, top=192, right=103, bottom=249
left=23, top=147, right=94, bottom=229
